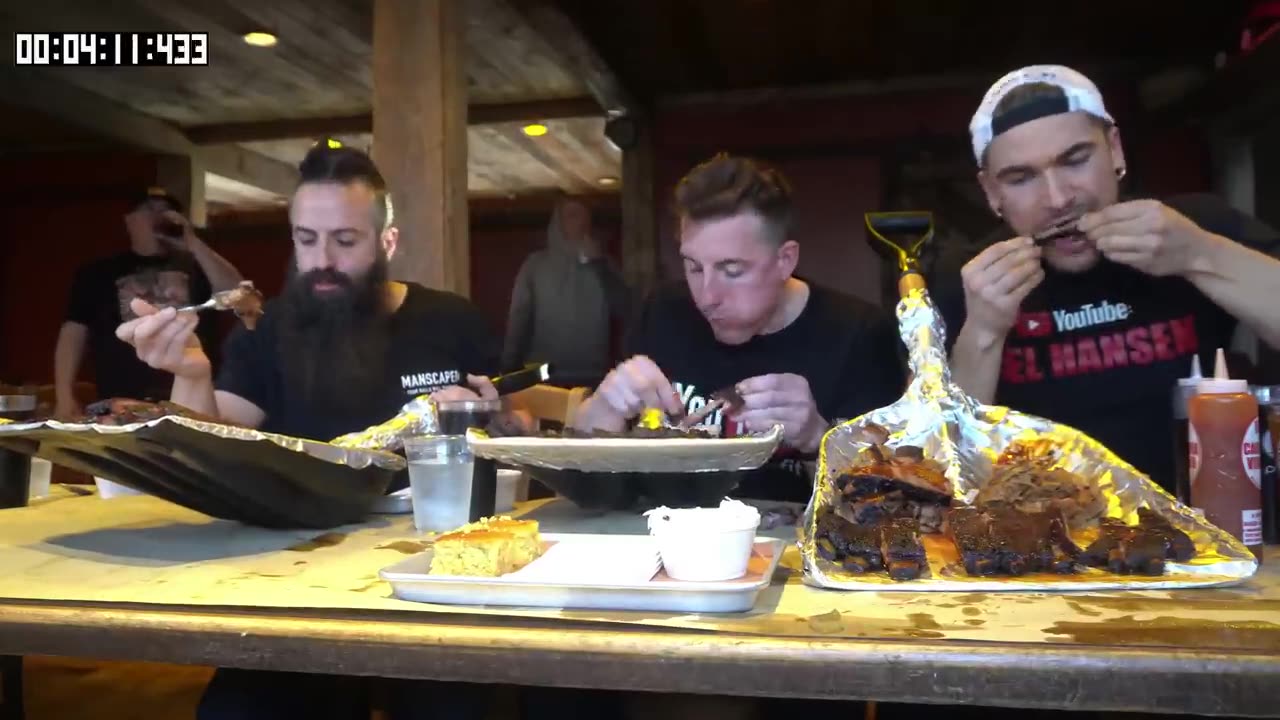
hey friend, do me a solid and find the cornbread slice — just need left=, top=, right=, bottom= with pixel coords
left=429, top=530, right=517, bottom=577
left=483, top=518, right=542, bottom=567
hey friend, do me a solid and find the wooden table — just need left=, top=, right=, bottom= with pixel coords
left=0, top=490, right=1276, bottom=717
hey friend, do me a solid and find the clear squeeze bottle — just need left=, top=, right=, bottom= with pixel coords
left=1170, top=354, right=1202, bottom=504
left=1189, top=348, right=1264, bottom=560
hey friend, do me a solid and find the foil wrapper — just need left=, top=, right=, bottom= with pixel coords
left=800, top=288, right=1259, bottom=591
left=330, top=395, right=440, bottom=453
left=0, top=415, right=405, bottom=471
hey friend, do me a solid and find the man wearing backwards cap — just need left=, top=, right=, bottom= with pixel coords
left=941, top=64, right=1280, bottom=491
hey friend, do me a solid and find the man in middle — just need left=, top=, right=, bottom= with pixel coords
left=573, top=153, right=907, bottom=502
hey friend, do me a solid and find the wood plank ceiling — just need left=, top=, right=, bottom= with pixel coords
left=0, top=0, right=621, bottom=210
left=554, top=0, right=1246, bottom=100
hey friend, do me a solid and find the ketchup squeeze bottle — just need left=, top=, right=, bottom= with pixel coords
left=1189, top=348, right=1264, bottom=561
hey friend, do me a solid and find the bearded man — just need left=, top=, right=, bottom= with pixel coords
left=115, top=146, right=502, bottom=720
left=116, top=145, right=500, bottom=440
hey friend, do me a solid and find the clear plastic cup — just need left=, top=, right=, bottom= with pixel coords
left=404, top=435, right=474, bottom=533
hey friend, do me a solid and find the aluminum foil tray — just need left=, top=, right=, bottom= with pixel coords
left=799, top=287, right=1259, bottom=592
left=465, top=425, right=784, bottom=474
left=0, top=416, right=404, bottom=529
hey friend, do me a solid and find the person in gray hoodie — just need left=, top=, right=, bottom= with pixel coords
left=502, top=196, right=631, bottom=385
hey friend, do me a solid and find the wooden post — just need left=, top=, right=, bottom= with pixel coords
left=621, top=116, right=658, bottom=297
left=154, top=153, right=207, bottom=227
left=372, top=0, right=470, bottom=296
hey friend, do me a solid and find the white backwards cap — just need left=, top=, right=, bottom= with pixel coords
left=969, top=64, right=1114, bottom=166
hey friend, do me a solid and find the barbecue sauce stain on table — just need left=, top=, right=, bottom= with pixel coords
left=376, top=540, right=432, bottom=554
left=1043, top=615, right=1280, bottom=651
left=286, top=532, right=347, bottom=552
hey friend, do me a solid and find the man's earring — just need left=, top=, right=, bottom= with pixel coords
left=1116, top=167, right=1127, bottom=180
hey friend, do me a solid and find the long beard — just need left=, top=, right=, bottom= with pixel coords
left=276, top=253, right=391, bottom=417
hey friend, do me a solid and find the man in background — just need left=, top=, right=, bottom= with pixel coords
left=53, top=188, right=244, bottom=418
left=502, top=195, right=630, bottom=387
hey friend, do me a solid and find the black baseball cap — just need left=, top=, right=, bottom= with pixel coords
left=130, top=186, right=184, bottom=213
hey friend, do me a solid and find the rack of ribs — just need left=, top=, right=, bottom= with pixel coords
left=948, top=506, right=1079, bottom=576
left=1079, top=509, right=1196, bottom=575
left=814, top=510, right=929, bottom=580
left=833, top=438, right=952, bottom=534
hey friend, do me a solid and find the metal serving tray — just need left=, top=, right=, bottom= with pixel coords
left=380, top=533, right=785, bottom=613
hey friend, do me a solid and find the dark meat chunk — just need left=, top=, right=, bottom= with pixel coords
left=834, top=480, right=948, bottom=534
left=815, top=511, right=883, bottom=573
left=879, top=517, right=926, bottom=581
left=218, top=282, right=265, bottom=330
left=1079, top=515, right=1183, bottom=576
left=1136, top=508, right=1196, bottom=562
left=79, top=398, right=229, bottom=427
left=947, top=506, right=1079, bottom=577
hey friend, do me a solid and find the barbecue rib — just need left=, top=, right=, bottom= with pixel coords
left=833, top=433, right=952, bottom=534
left=816, top=511, right=884, bottom=574
left=79, top=398, right=229, bottom=427
left=880, top=517, right=927, bottom=580
left=1078, top=510, right=1196, bottom=575
left=948, top=506, right=1079, bottom=577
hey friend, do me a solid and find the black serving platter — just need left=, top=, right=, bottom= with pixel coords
left=0, top=418, right=401, bottom=529
left=523, top=467, right=744, bottom=512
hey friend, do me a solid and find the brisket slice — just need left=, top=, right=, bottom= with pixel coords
left=947, top=506, right=1080, bottom=577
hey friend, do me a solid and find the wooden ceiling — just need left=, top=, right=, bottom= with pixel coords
left=555, top=0, right=1248, bottom=100
left=0, top=0, right=621, bottom=210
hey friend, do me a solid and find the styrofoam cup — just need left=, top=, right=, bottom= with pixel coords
left=645, top=500, right=761, bottom=582
left=27, top=459, right=51, bottom=500
left=496, top=469, right=521, bottom=513
left=95, top=477, right=144, bottom=499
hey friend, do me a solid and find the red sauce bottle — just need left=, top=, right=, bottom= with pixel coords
left=1189, top=349, right=1263, bottom=560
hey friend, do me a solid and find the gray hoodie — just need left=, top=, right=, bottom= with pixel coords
left=501, top=208, right=630, bottom=379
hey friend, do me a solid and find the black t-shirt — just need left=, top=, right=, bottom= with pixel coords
left=65, top=250, right=214, bottom=400
left=935, top=193, right=1280, bottom=491
left=215, top=283, right=500, bottom=442
left=626, top=281, right=907, bottom=501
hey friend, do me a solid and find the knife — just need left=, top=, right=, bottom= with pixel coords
left=491, top=363, right=553, bottom=396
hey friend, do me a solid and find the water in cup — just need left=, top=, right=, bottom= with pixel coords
left=405, top=435, right=474, bottom=533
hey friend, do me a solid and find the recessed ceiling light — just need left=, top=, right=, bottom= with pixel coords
left=243, top=31, right=277, bottom=47
left=522, top=123, right=549, bottom=137
left=597, top=176, right=619, bottom=187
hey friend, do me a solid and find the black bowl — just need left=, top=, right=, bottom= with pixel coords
left=525, top=467, right=743, bottom=512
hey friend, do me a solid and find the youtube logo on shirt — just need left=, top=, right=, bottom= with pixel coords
left=1014, top=311, right=1053, bottom=338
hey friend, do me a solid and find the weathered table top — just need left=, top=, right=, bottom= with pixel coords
left=0, top=489, right=1277, bottom=716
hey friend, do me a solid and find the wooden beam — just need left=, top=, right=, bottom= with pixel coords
left=373, top=0, right=470, bottom=295
left=621, top=116, right=658, bottom=295
left=0, top=68, right=298, bottom=202
left=182, top=98, right=602, bottom=144
left=509, top=0, right=634, bottom=115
